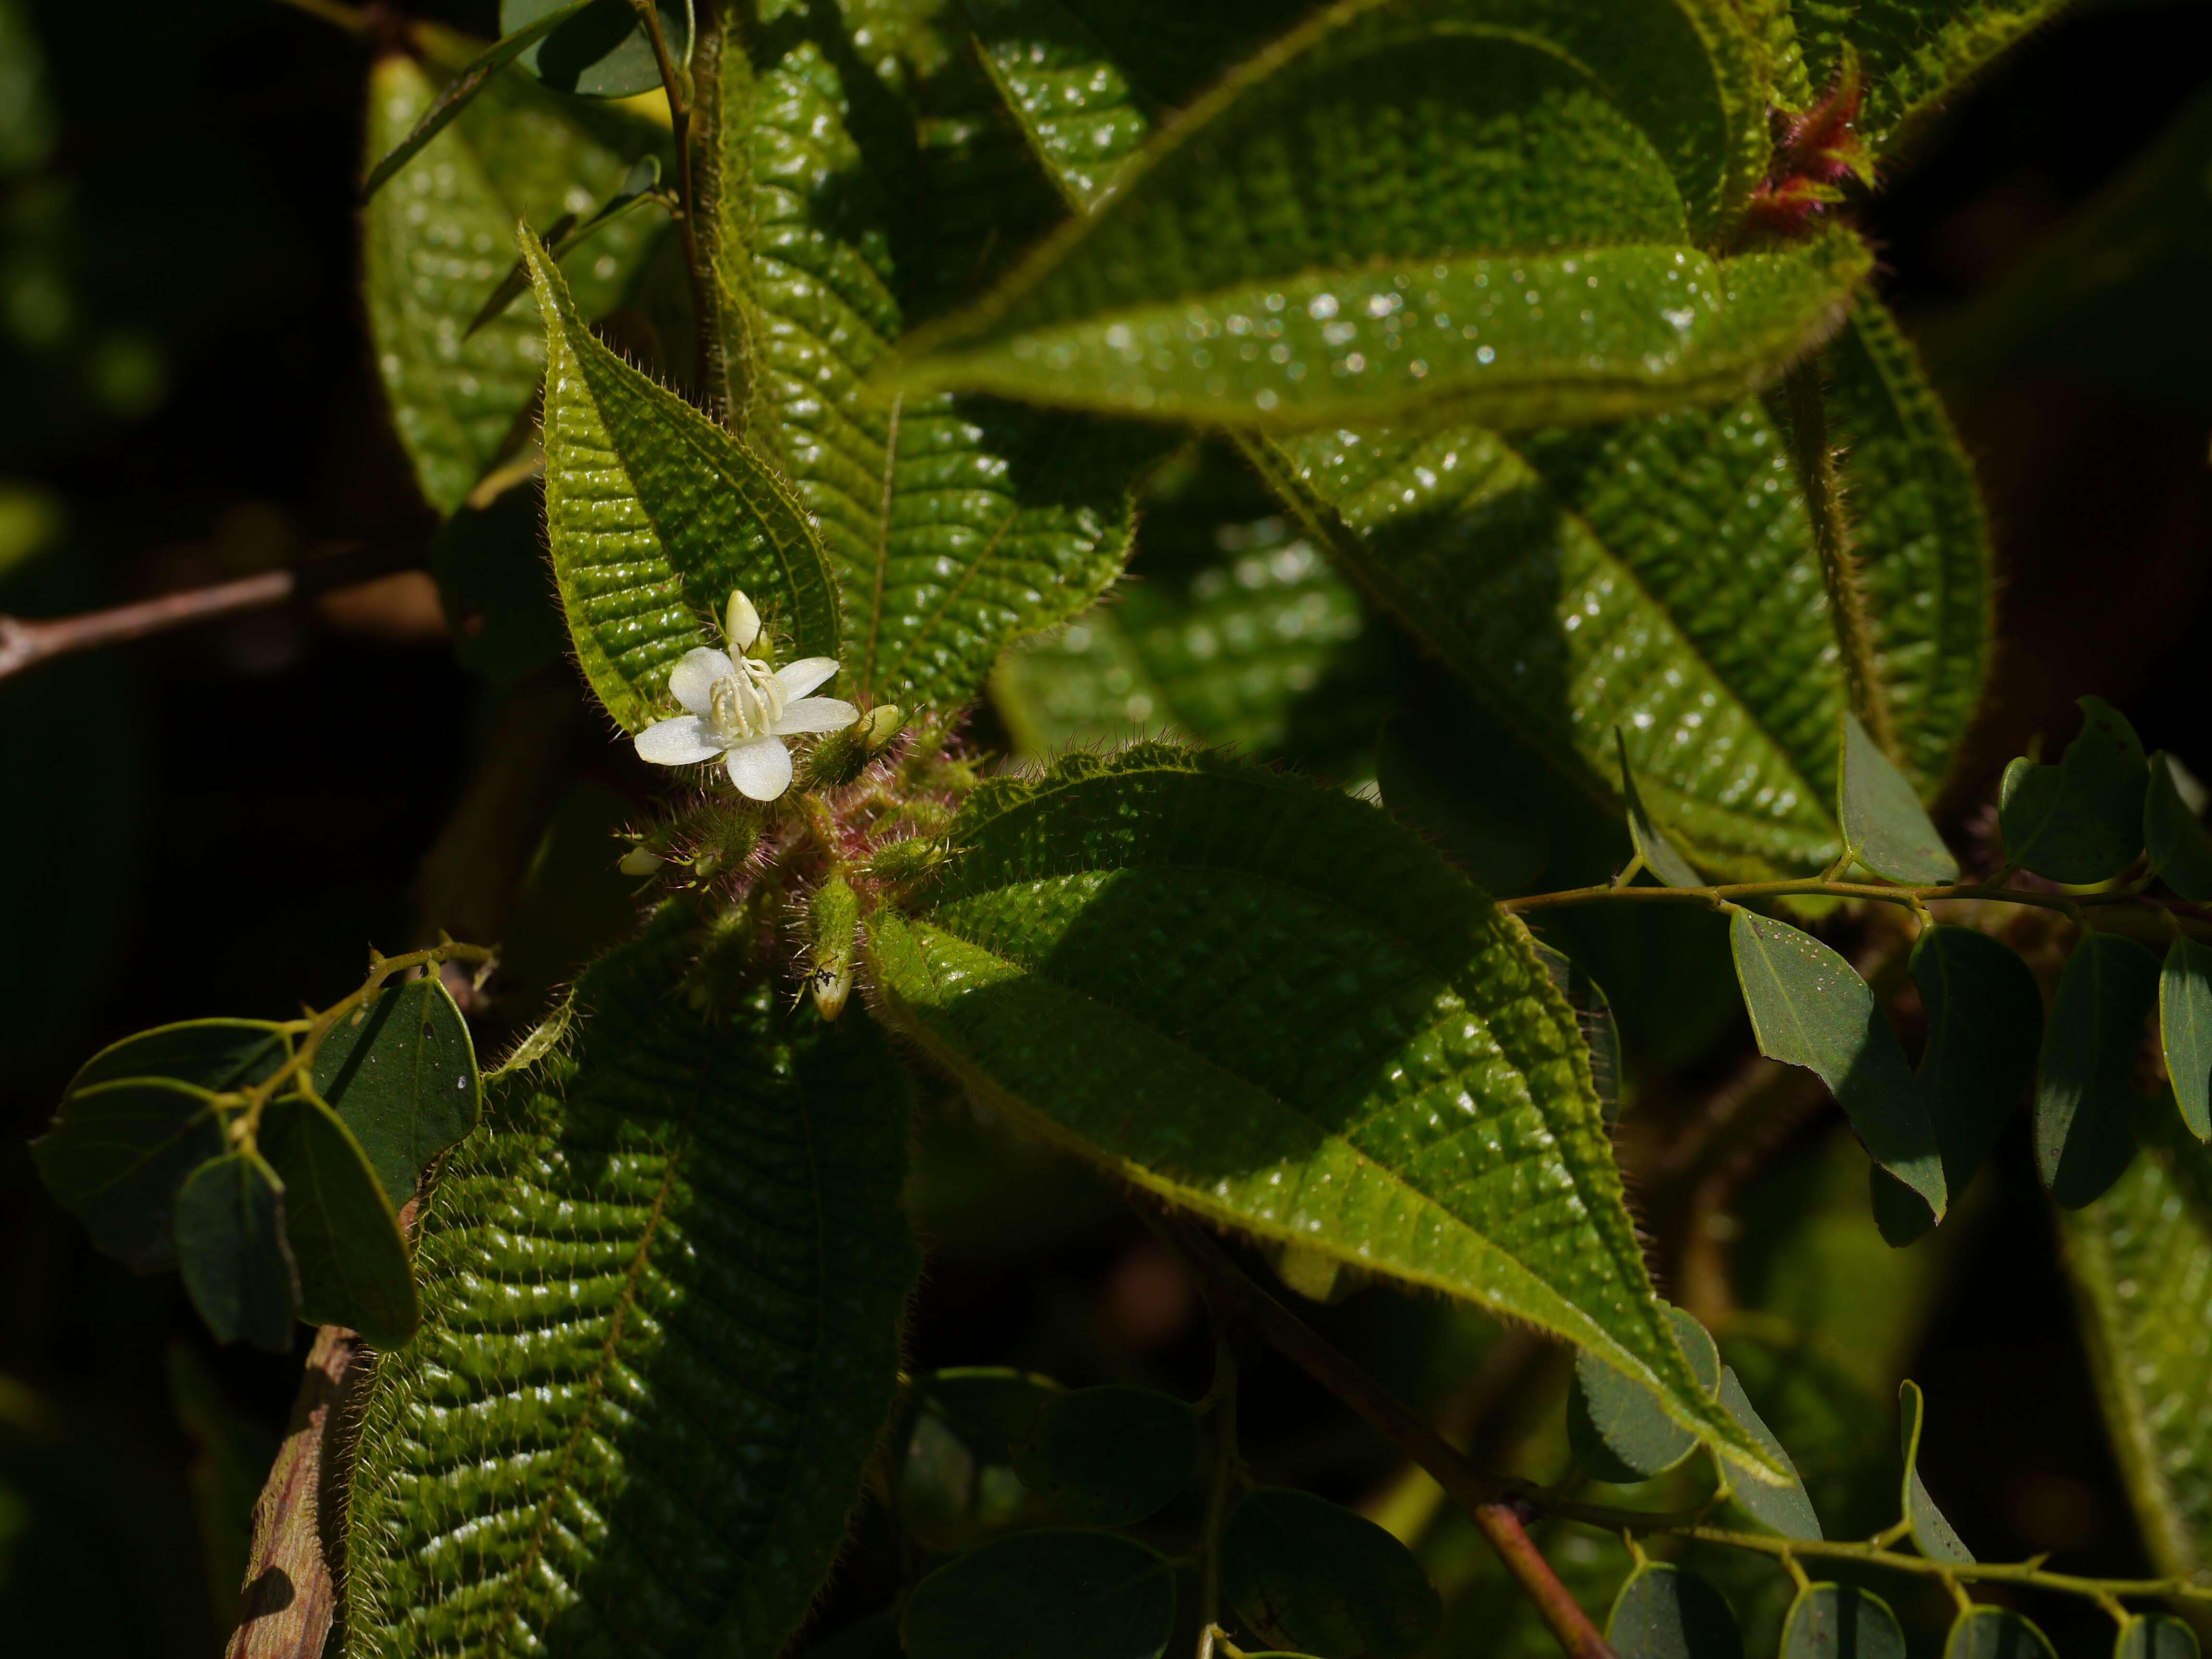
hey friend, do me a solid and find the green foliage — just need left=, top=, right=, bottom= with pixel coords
left=1779, top=1584, right=1907, bottom=1659
left=172, top=1153, right=295, bottom=1353
left=1009, top=1387, right=1198, bottom=1527
left=902, top=1528, right=1177, bottom=1659
left=869, top=746, right=1779, bottom=1473
left=1838, top=712, right=1956, bottom=883
left=1898, top=1380, right=1972, bottom=1564
left=2036, top=932, right=2159, bottom=1208
left=1620, top=732, right=1706, bottom=888
left=256, top=1094, right=417, bottom=1349
left=2117, top=1615, right=2203, bottom=1659
left=504, top=0, right=688, bottom=100
left=1570, top=1304, right=1719, bottom=1482
left=1793, top=0, right=2071, bottom=157
left=2147, top=755, right=2212, bottom=902
left=1943, top=1607, right=2058, bottom=1659
left=900, top=1368, right=1064, bottom=1551
left=1220, top=1486, right=1442, bottom=1659
left=1715, top=1367, right=1821, bottom=1541
left=1730, top=910, right=1944, bottom=1213
left=310, top=974, right=481, bottom=1208
left=2163, top=938, right=2212, bottom=1142
left=1608, top=1563, right=1743, bottom=1659
left=1999, top=697, right=2149, bottom=886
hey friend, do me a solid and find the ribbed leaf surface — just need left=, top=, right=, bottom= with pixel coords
left=526, top=235, right=841, bottom=732
left=1792, top=0, right=2069, bottom=156
left=1248, top=295, right=1987, bottom=876
left=343, top=925, right=918, bottom=1657
left=363, top=53, right=664, bottom=514
left=729, top=5, right=1154, bottom=715
left=868, top=745, right=1784, bottom=1478
left=2063, top=1135, right=2212, bottom=1578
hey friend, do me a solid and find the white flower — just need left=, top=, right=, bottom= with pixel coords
left=632, top=594, right=856, bottom=801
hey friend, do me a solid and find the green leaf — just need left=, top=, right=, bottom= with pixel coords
left=2117, top=1616, right=2203, bottom=1659
left=2036, top=932, right=2158, bottom=1208
left=902, top=1368, right=1062, bottom=1550
left=1780, top=1585, right=1906, bottom=1659
left=524, top=229, right=842, bottom=731
left=1221, top=1487, right=1441, bottom=1659
left=31, top=1016, right=291, bottom=1272
left=503, top=0, right=690, bottom=99
left=1899, top=1378, right=1972, bottom=1564
left=311, top=974, right=482, bottom=1209
left=902, top=1529, right=1176, bottom=1659
left=1874, top=925, right=2043, bottom=1244
left=1838, top=711, right=1955, bottom=882
left=1570, top=1304, right=1719, bottom=1482
left=2147, top=753, right=2212, bottom=902
left=1715, top=1365, right=1822, bottom=1540
left=2061, top=1135, right=2212, bottom=1581
left=1943, top=1608, right=2058, bottom=1659
left=1249, top=293, right=1988, bottom=878
left=1607, top=1563, right=1743, bottom=1659
left=1011, top=1386, right=1198, bottom=1527
left=869, top=745, right=1787, bottom=1479
left=2164, top=938, right=2212, bottom=1143
left=1999, top=697, right=2149, bottom=885
left=1730, top=911, right=1945, bottom=1214
left=364, top=54, right=668, bottom=514
left=1619, top=729, right=1705, bottom=887
left=724, top=11, right=1157, bottom=716
left=1794, top=0, right=2070, bottom=158
left=1534, top=941, right=1622, bottom=1127
left=175, top=1152, right=298, bottom=1352
left=342, top=923, right=919, bottom=1654
left=466, top=155, right=664, bottom=337
left=257, top=1093, right=419, bottom=1350
left=898, top=0, right=1861, bottom=431
left=361, top=1, right=592, bottom=200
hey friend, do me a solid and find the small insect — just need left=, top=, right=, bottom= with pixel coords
left=805, top=873, right=862, bottom=1021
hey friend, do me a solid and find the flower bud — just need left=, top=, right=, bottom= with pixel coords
left=800, top=703, right=906, bottom=791
left=805, top=874, right=861, bottom=1021
left=725, top=589, right=762, bottom=653
left=618, top=846, right=665, bottom=877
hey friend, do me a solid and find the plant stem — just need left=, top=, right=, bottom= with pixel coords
left=1501, top=876, right=2212, bottom=936
left=261, top=0, right=371, bottom=33
left=1195, top=1336, right=1239, bottom=1659
left=627, top=0, right=720, bottom=404
left=1782, top=355, right=1895, bottom=758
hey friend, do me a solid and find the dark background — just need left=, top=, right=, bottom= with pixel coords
left=0, top=1, right=2208, bottom=1651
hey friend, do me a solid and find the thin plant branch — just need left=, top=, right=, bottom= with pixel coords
left=626, top=0, right=721, bottom=405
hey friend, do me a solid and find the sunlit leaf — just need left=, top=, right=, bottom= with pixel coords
left=1570, top=1304, right=1719, bottom=1482
left=1221, top=1487, right=1442, bottom=1659
left=175, top=1152, right=298, bottom=1352
left=1793, top=0, right=2075, bottom=158
left=342, top=921, right=919, bottom=1654
left=503, top=0, right=690, bottom=99
left=1730, top=911, right=1945, bottom=1214
left=1899, top=1379, right=1972, bottom=1564
left=1943, top=1607, right=2057, bottom=1659
left=2036, top=932, right=2157, bottom=1208
left=869, top=745, right=1789, bottom=1479
left=466, top=154, right=664, bottom=337
left=1999, top=697, right=2149, bottom=885
left=1780, top=1584, right=1907, bottom=1659
left=523, top=230, right=842, bottom=731
left=2162, top=938, right=2212, bottom=1144
left=257, top=1093, right=418, bottom=1350
left=1607, top=1563, right=1743, bottom=1659
left=1620, top=729, right=1705, bottom=887
left=2146, top=752, right=2212, bottom=902
left=903, top=1529, right=1176, bottom=1659
left=1838, top=711, right=1956, bottom=882
left=311, top=974, right=481, bottom=1209
left=1011, top=1386, right=1198, bottom=1527
left=1715, top=1366, right=1822, bottom=1540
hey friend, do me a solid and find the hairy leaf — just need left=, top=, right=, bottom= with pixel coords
left=1793, top=0, right=2070, bottom=157
left=2000, top=697, right=2149, bottom=885
left=1250, top=295, right=1987, bottom=877
left=1608, top=1564, right=1743, bottom=1659
left=525, top=231, right=842, bottom=731
left=1899, top=1379, right=1973, bottom=1563
left=258, top=1093, right=418, bottom=1350
left=1781, top=1585, right=1906, bottom=1659
left=1944, top=1608, right=2057, bottom=1659
left=869, top=745, right=1786, bottom=1477
left=2164, top=938, right=2212, bottom=1143
left=1570, top=1304, right=1719, bottom=1482
left=2037, top=932, right=2157, bottom=1208
left=1730, top=911, right=1944, bottom=1214
left=2062, top=1134, right=2212, bottom=1581
left=1839, top=711, right=1955, bottom=882
left=1011, top=1386, right=1198, bottom=1527
left=175, top=1151, right=297, bottom=1352
left=901, top=0, right=1855, bottom=430
left=312, top=974, right=481, bottom=1209
left=2147, top=753, right=2212, bottom=902
left=903, top=1529, right=1176, bottom=1659
left=363, top=54, right=664, bottom=514
left=343, top=924, right=918, bottom=1655
left=1221, top=1487, right=1441, bottom=1659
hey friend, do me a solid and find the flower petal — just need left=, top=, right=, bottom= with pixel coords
left=634, top=715, right=727, bottom=766
left=773, top=697, right=859, bottom=737
left=725, top=736, right=793, bottom=800
left=775, top=656, right=840, bottom=699
left=669, top=648, right=735, bottom=714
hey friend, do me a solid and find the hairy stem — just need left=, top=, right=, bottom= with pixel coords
left=1782, top=356, right=1895, bottom=757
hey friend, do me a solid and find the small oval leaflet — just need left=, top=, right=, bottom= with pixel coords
left=1620, top=727, right=1705, bottom=888
left=902, top=1368, right=1062, bottom=1550
left=258, top=1093, right=419, bottom=1349
left=1716, top=1365, right=1821, bottom=1540
left=502, top=0, right=690, bottom=99
left=1570, top=1303, right=1720, bottom=1482
left=1221, top=1486, right=1442, bottom=1659
left=1780, top=1584, right=1907, bottom=1659
left=2116, top=1614, right=2202, bottom=1659
left=312, top=974, right=482, bottom=1209
left=1838, top=710, right=1957, bottom=883
left=1998, top=696, right=2148, bottom=884
left=1899, top=1379, right=1972, bottom=1563
left=2160, top=936, right=2212, bottom=1142
left=2145, top=752, right=2212, bottom=901
left=1606, top=1563, right=1744, bottom=1659
left=1944, top=1607, right=2058, bottom=1659
left=1729, top=909, right=1944, bottom=1214
left=2035, top=932, right=2158, bottom=1208
left=1011, top=1385, right=1199, bottom=1527
left=175, top=1151, right=299, bottom=1352
left=902, top=1528, right=1176, bottom=1659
